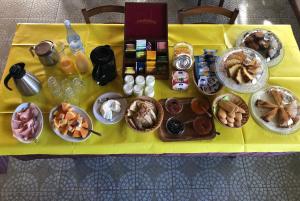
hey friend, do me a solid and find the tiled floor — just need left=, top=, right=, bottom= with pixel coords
left=0, top=0, right=300, bottom=201
left=1, top=155, right=300, bottom=201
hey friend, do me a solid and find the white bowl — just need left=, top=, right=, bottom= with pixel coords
left=93, top=92, right=127, bottom=125
left=49, top=104, right=93, bottom=142
left=11, top=103, right=43, bottom=144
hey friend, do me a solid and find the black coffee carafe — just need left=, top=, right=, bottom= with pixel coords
left=90, top=45, right=117, bottom=86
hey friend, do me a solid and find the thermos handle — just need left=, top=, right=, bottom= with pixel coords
left=92, top=64, right=106, bottom=86
left=29, top=46, right=35, bottom=57
left=4, top=72, right=12, bottom=91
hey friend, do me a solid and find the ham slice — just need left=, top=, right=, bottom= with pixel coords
left=12, top=104, right=40, bottom=141
left=19, top=108, right=32, bottom=121
left=12, top=119, right=23, bottom=129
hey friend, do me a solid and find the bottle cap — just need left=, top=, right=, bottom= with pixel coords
left=64, top=20, right=71, bottom=26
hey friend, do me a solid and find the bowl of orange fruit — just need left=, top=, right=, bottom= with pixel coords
left=49, top=103, right=93, bottom=142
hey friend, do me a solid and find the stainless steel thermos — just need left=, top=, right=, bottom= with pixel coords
left=4, top=63, right=41, bottom=96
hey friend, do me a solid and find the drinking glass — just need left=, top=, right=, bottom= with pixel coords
left=64, top=87, right=78, bottom=104
left=72, top=77, right=85, bottom=93
left=47, top=76, right=62, bottom=101
left=47, top=76, right=59, bottom=90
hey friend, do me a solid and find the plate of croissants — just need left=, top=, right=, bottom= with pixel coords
left=215, top=47, right=268, bottom=93
left=250, top=86, right=300, bottom=134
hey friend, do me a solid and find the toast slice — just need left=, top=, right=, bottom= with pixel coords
left=234, top=68, right=245, bottom=84
left=227, top=64, right=241, bottom=78
left=241, top=67, right=254, bottom=83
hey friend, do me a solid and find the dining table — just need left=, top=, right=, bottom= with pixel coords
left=0, top=23, right=299, bottom=173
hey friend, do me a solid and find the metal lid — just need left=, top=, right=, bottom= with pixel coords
left=35, top=41, right=54, bottom=56
left=173, top=54, right=193, bottom=70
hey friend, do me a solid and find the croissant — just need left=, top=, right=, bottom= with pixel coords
left=284, top=100, right=298, bottom=118
left=278, top=107, right=290, bottom=128
left=255, top=99, right=278, bottom=109
left=270, top=89, right=283, bottom=106
left=261, top=107, right=278, bottom=122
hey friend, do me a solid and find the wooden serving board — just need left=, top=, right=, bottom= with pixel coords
left=158, top=97, right=218, bottom=142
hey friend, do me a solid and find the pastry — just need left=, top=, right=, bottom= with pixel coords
left=269, top=89, right=283, bottom=106
left=261, top=107, right=278, bottom=122
left=241, top=67, right=254, bottom=82
left=255, top=87, right=300, bottom=129
left=285, top=100, right=298, bottom=118
left=127, top=100, right=158, bottom=130
left=235, top=68, right=245, bottom=84
left=216, top=98, right=247, bottom=128
left=225, top=59, right=242, bottom=68
left=255, top=99, right=278, bottom=109
left=243, top=30, right=281, bottom=60
left=223, top=51, right=261, bottom=84
left=217, top=108, right=227, bottom=119
left=227, top=64, right=241, bottom=78
left=218, top=100, right=245, bottom=114
left=227, top=51, right=246, bottom=61
left=278, top=107, right=290, bottom=128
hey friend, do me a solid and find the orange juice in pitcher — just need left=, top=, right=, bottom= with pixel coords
left=74, top=51, right=91, bottom=74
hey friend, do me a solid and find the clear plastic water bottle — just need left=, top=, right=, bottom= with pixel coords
left=64, top=20, right=84, bottom=53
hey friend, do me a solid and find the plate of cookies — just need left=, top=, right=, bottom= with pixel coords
left=212, top=93, right=249, bottom=128
left=215, top=47, right=268, bottom=93
left=250, top=86, right=300, bottom=135
left=236, top=29, right=284, bottom=67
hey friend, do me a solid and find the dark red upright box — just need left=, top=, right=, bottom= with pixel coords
left=123, top=2, right=169, bottom=80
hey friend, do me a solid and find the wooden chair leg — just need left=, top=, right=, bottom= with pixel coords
left=198, top=0, right=202, bottom=6
left=219, top=0, right=225, bottom=7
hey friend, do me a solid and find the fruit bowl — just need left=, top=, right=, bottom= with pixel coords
left=49, top=103, right=93, bottom=142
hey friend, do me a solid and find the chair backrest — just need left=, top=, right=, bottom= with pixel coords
left=197, top=0, right=225, bottom=7
left=177, top=5, right=239, bottom=24
left=81, top=5, right=125, bottom=24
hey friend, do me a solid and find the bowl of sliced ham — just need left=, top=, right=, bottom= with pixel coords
left=11, top=103, right=43, bottom=143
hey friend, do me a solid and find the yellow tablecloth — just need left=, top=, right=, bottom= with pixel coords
left=0, top=24, right=300, bottom=155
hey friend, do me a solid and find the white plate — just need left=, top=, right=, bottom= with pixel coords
left=49, top=104, right=93, bottom=142
left=11, top=103, right=43, bottom=144
left=236, top=29, right=284, bottom=67
left=215, top=47, right=269, bottom=93
left=93, top=92, right=127, bottom=125
left=250, top=86, right=300, bottom=135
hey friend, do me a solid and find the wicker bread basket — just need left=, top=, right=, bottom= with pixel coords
left=125, top=96, right=164, bottom=133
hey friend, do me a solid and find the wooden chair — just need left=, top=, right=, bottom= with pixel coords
left=289, top=0, right=300, bottom=26
left=81, top=5, right=125, bottom=24
left=198, top=0, right=225, bottom=7
left=177, top=5, right=239, bottom=24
